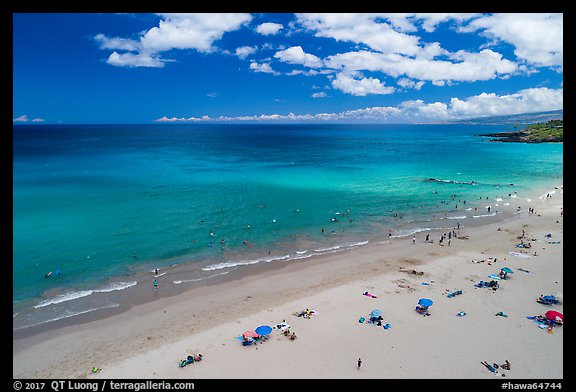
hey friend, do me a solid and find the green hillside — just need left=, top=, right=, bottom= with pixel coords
left=479, top=119, right=563, bottom=143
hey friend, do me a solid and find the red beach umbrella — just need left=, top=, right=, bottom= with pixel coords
left=545, top=310, right=563, bottom=322
left=242, top=330, right=259, bottom=338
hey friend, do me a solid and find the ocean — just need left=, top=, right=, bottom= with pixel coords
left=12, top=123, right=563, bottom=332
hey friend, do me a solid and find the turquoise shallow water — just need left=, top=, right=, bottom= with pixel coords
left=12, top=123, right=563, bottom=330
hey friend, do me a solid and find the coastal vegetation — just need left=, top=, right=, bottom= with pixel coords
left=480, top=119, right=563, bottom=143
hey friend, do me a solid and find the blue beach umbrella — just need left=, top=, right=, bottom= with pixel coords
left=370, top=309, right=382, bottom=318
left=255, top=325, right=273, bottom=336
left=418, top=298, right=433, bottom=307
left=501, top=267, right=514, bottom=274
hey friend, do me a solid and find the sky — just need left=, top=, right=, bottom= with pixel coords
left=12, top=13, right=563, bottom=124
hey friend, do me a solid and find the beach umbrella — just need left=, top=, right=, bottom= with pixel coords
left=242, top=330, right=259, bottom=338
left=255, top=325, right=273, bottom=336
left=418, top=298, right=433, bottom=307
left=501, top=267, right=514, bottom=274
left=370, top=309, right=382, bottom=318
left=545, top=310, right=563, bottom=322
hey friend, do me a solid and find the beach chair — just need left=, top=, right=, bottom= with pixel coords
left=415, top=305, right=430, bottom=316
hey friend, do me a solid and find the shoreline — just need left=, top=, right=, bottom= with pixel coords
left=11, top=201, right=524, bottom=339
left=13, top=183, right=563, bottom=379
left=13, top=181, right=559, bottom=338
left=13, top=181, right=558, bottom=339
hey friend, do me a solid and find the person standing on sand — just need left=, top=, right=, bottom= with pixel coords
left=413, top=236, right=416, bottom=244
left=153, top=279, right=158, bottom=290
left=357, top=358, right=362, bottom=369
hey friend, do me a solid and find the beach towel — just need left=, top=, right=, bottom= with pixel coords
left=447, top=290, right=462, bottom=298
left=274, top=321, right=290, bottom=330
left=509, top=251, right=531, bottom=259
left=488, top=274, right=502, bottom=280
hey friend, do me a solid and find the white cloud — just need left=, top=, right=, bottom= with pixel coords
left=13, top=115, right=46, bottom=122
left=155, top=115, right=210, bottom=122
left=331, top=72, right=395, bottom=96
left=449, top=87, right=563, bottom=117
left=464, top=13, right=563, bottom=68
left=397, top=78, right=425, bottom=90
left=295, top=13, right=422, bottom=56
left=324, top=48, right=517, bottom=84
left=13, top=115, right=29, bottom=122
left=256, top=22, right=283, bottom=35
left=274, top=46, right=323, bottom=68
left=235, top=46, right=257, bottom=59
left=94, top=34, right=139, bottom=51
left=142, top=13, right=252, bottom=52
left=107, top=52, right=166, bottom=68
left=290, top=13, right=568, bottom=94
left=97, top=13, right=252, bottom=67
left=399, top=100, right=450, bottom=120
left=311, top=92, right=328, bottom=98
left=411, top=13, right=481, bottom=32
left=155, top=87, right=562, bottom=123
left=249, top=60, right=279, bottom=75
left=286, top=69, right=333, bottom=77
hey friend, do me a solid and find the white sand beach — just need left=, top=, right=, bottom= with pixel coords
left=13, top=188, right=563, bottom=379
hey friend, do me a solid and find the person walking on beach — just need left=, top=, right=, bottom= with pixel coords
left=357, top=358, right=362, bottom=370
left=153, top=279, right=158, bottom=290
left=412, top=236, right=416, bottom=244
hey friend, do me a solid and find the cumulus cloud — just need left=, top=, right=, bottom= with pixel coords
left=13, top=115, right=45, bottom=122
left=311, top=91, right=328, bottom=98
left=295, top=13, right=422, bottom=56
left=274, top=46, right=323, bottom=68
left=397, top=78, right=425, bottom=90
left=155, top=87, right=562, bottom=123
left=287, top=13, right=563, bottom=95
left=94, top=34, right=139, bottom=51
left=324, top=49, right=517, bottom=84
left=156, top=115, right=210, bottom=122
left=96, top=13, right=252, bottom=67
left=249, top=60, right=279, bottom=75
left=331, top=72, right=395, bottom=96
left=107, top=51, right=166, bottom=68
left=235, top=45, right=257, bottom=59
left=13, top=115, right=29, bottom=122
left=463, top=13, right=563, bottom=68
left=256, top=22, right=283, bottom=35
left=449, top=87, right=563, bottom=117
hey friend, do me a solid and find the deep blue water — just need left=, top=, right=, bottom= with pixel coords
left=12, top=123, right=563, bottom=329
